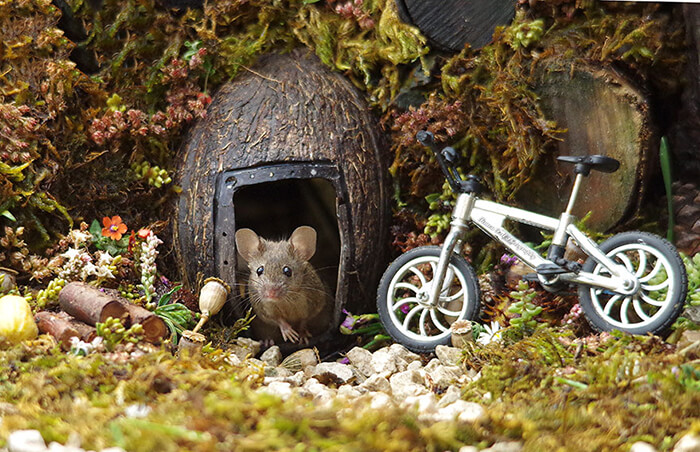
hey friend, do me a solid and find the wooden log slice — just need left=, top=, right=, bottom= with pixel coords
left=118, top=302, right=168, bottom=343
left=395, top=0, right=515, bottom=51
left=59, top=282, right=130, bottom=326
left=517, top=64, right=656, bottom=232
left=35, top=311, right=80, bottom=349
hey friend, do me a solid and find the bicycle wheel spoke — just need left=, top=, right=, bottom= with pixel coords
left=639, top=259, right=664, bottom=283
left=403, top=305, right=423, bottom=330
left=436, top=304, right=464, bottom=316
left=641, top=279, right=670, bottom=292
left=394, top=282, right=420, bottom=294
left=392, top=297, right=418, bottom=312
left=419, top=309, right=429, bottom=336
left=441, top=289, right=464, bottom=303
left=408, top=267, right=428, bottom=288
left=639, top=291, right=666, bottom=307
left=620, top=297, right=631, bottom=324
left=430, top=309, right=450, bottom=332
left=632, top=297, right=651, bottom=321
left=634, top=249, right=648, bottom=278
left=616, top=253, right=635, bottom=273
left=603, top=294, right=622, bottom=315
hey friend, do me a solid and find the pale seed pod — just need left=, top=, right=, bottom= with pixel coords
left=450, top=319, right=474, bottom=349
left=280, top=348, right=319, bottom=374
left=192, top=277, right=230, bottom=333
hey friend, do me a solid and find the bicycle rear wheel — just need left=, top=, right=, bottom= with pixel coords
left=578, top=231, right=687, bottom=336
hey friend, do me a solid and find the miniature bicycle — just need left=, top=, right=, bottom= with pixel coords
left=377, top=131, right=687, bottom=353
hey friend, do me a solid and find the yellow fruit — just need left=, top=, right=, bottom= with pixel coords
left=0, top=295, right=39, bottom=347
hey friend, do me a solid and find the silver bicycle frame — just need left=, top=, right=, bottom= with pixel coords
left=429, top=192, right=639, bottom=306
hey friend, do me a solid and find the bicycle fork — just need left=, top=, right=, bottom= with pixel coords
left=429, top=193, right=476, bottom=307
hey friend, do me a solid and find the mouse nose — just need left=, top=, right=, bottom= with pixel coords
left=262, top=286, right=284, bottom=300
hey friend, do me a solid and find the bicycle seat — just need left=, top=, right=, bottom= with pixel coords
left=557, top=155, right=620, bottom=176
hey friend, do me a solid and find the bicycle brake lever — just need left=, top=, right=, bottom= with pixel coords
left=416, top=130, right=435, bottom=147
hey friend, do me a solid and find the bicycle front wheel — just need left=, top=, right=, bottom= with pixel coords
left=376, top=246, right=481, bottom=353
left=578, top=231, right=687, bottom=336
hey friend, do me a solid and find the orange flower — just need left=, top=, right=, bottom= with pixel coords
left=102, top=216, right=128, bottom=241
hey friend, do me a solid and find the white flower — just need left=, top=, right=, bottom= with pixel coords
left=61, top=247, right=83, bottom=260
left=70, top=336, right=103, bottom=356
left=477, top=321, right=503, bottom=345
left=95, top=251, right=114, bottom=266
left=68, top=229, right=93, bottom=247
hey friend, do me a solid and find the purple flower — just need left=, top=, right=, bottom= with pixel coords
left=341, top=309, right=356, bottom=330
left=400, top=303, right=411, bottom=314
left=500, top=254, right=519, bottom=267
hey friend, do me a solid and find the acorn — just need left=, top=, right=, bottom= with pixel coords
left=192, top=277, right=231, bottom=333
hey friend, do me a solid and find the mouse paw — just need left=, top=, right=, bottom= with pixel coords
left=298, top=329, right=312, bottom=345
left=279, top=321, right=300, bottom=343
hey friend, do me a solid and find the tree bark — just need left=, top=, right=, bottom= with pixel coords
left=395, top=0, right=515, bottom=51
left=59, top=282, right=129, bottom=326
left=517, top=63, right=655, bottom=232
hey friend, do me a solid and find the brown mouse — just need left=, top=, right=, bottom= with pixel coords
left=235, top=226, right=332, bottom=344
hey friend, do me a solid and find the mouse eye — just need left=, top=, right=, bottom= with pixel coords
left=256, top=266, right=264, bottom=276
left=283, top=266, right=293, bottom=277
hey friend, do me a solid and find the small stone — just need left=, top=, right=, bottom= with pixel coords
left=47, top=444, right=82, bottom=452
left=407, top=360, right=423, bottom=371
left=337, top=384, right=361, bottom=399
left=260, top=381, right=293, bottom=400
left=435, top=400, right=486, bottom=424
left=370, top=347, right=398, bottom=375
left=367, top=392, right=394, bottom=411
left=260, top=346, right=282, bottom=367
left=482, top=441, right=523, bottom=452
left=345, top=347, right=374, bottom=377
left=225, top=352, right=241, bottom=366
left=677, top=330, right=700, bottom=351
left=359, top=374, right=392, bottom=394
left=459, top=447, right=479, bottom=452
left=390, top=369, right=428, bottom=400
left=629, top=442, right=657, bottom=452
left=286, top=371, right=307, bottom=387
left=435, top=345, right=463, bottom=366
left=674, top=433, right=700, bottom=452
left=402, top=393, right=437, bottom=415
left=312, top=362, right=356, bottom=386
left=424, top=360, right=463, bottom=390
left=438, top=385, right=462, bottom=408
left=230, top=337, right=261, bottom=361
left=389, top=343, right=421, bottom=371
left=264, top=366, right=293, bottom=378
left=8, top=430, right=47, bottom=452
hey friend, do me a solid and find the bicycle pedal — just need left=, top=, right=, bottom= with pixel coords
left=536, top=263, right=568, bottom=276
left=522, top=273, right=540, bottom=282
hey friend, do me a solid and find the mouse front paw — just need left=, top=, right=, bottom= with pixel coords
left=278, top=320, right=300, bottom=343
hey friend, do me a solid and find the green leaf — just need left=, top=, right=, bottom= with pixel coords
left=90, top=219, right=102, bottom=237
left=1, top=210, right=16, bottom=221
left=157, top=285, right=183, bottom=307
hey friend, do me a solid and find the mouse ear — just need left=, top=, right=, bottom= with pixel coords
left=290, top=226, right=316, bottom=261
left=235, top=229, right=261, bottom=262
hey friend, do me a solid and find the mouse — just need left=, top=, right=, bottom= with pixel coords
left=235, top=226, right=332, bottom=344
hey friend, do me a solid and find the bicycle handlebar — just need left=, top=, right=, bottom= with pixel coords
left=416, top=131, right=465, bottom=193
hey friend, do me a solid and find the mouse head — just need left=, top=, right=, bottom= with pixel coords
left=235, top=226, right=317, bottom=301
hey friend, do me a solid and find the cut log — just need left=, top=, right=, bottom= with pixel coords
left=395, top=0, right=515, bottom=51
left=35, top=311, right=80, bottom=349
left=517, top=64, right=656, bottom=232
left=117, top=302, right=168, bottom=343
left=59, top=282, right=129, bottom=326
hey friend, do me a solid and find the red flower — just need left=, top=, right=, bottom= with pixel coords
left=102, top=216, right=128, bottom=241
left=137, top=228, right=152, bottom=239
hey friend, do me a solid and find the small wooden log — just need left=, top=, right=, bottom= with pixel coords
left=59, top=282, right=129, bottom=326
left=395, top=0, right=515, bottom=51
left=35, top=311, right=80, bottom=349
left=118, top=302, right=168, bottom=343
